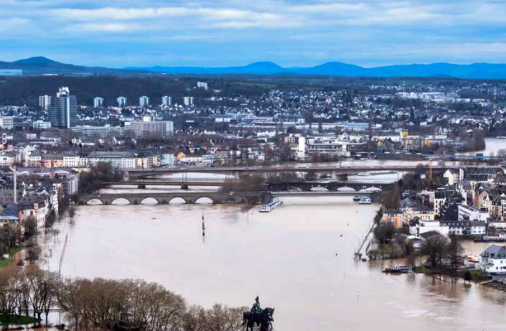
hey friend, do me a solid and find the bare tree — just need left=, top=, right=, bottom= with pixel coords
left=421, top=234, right=448, bottom=268
left=206, top=304, right=245, bottom=331
left=25, top=241, right=42, bottom=264
left=447, top=236, right=464, bottom=270
left=182, top=305, right=208, bottom=331
left=0, top=266, right=21, bottom=328
left=24, top=216, right=38, bottom=239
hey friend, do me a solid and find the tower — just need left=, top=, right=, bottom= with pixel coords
left=49, top=87, right=78, bottom=128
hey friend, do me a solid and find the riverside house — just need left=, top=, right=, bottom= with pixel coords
left=481, top=245, right=506, bottom=275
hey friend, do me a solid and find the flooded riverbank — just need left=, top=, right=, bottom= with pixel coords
left=41, top=199, right=506, bottom=331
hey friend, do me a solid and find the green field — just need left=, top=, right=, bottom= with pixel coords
left=0, top=246, right=23, bottom=270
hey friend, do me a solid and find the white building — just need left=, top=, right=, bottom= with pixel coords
left=305, top=136, right=350, bottom=157
left=0, top=116, right=14, bottom=129
left=27, top=152, right=42, bottom=167
left=409, top=220, right=449, bottom=237
left=87, top=151, right=137, bottom=169
left=160, top=153, right=175, bottom=167
left=444, top=169, right=460, bottom=185
left=481, top=245, right=506, bottom=275
left=94, top=97, right=104, bottom=108
left=458, top=204, right=489, bottom=222
left=440, top=220, right=486, bottom=236
left=128, top=120, right=174, bottom=138
left=162, top=96, right=172, bottom=106
left=39, top=95, right=52, bottom=110
left=180, top=155, right=203, bottom=164
left=32, top=120, right=52, bottom=129
left=197, top=82, right=208, bottom=90
left=78, top=155, right=88, bottom=168
left=117, top=97, right=127, bottom=107
left=139, top=96, right=150, bottom=107
left=19, top=195, right=49, bottom=230
left=183, top=97, right=194, bottom=106
left=434, top=191, right=446, bottom=216
left=297, top=136, right=306, bottom=159
left=0, top=152, right=16, bottom=166
left=63, top=153, right=80, bottom=167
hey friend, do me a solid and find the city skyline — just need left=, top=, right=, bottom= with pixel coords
left=1, top=0, right=506, bottom=68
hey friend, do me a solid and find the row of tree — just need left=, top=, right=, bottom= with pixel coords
left=0, top=265, right=246, bottom=331
left=78, top=162, right=124, bottom=195
left=371, top=217, right=464, bottom=270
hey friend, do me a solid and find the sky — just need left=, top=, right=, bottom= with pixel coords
left=1, top=0, right=506, bottom=68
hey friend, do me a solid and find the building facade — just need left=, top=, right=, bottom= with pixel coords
left=94, top=97, right=104, bottom=108
left=128, top=121, right=174, bottom=138
left=139, top=96, right=150, bottom=107
left=162, top=96, right=172, bottom=106
left=49, top=87, right=78, bottom=128
left=117, top=97, right=127, bottom=107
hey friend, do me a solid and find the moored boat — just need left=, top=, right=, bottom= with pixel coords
left=358, top=197, right=372, bottom=204
left=383, top=265, right=412, bottom=273
left=260, top=199, right=283, bottom=213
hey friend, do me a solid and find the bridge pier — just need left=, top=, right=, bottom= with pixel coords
left=331, top=170, right=337, bottom=180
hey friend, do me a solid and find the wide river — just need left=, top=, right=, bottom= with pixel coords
left=40, top=197, right=506, bottom=331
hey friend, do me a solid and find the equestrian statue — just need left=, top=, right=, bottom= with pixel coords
left=242, top=297, right=275, bottom=331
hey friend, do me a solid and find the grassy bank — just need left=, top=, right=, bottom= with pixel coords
left=413, top=266, right=487, bottom=282
left=0, top=315, right=38, bottom=326
left=0, top=246, right=22, bottom=270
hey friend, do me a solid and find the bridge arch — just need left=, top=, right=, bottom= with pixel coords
left=360, top=187, right=382, bottom=193
left=86, top=198, right=104, bottom=205
left=168, top=197, right=188, bottom=204
left=140, top=197, right=160, bottom=205
left=310, top=186, right=329, bottom=192
left=111, top=198, right=131, bottom=205
left=195, top=197, right=214, bottom=204
left=337, top=186, right=357, bottom=192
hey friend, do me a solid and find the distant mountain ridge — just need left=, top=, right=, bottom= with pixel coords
left=0, top=56, right=145, bottom=76
left=128, top=61, right=506, bottom=79
left=3, top=57, right=506, bottom=79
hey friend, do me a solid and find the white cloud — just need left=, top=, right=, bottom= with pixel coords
left=2, top=0, right=506, bottom=66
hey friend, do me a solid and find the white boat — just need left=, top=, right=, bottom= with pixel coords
left=260, top=200, right=283, bottom=213
left=358, top=197, right=372, bottom=205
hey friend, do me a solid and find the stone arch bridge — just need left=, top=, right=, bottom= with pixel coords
left=78, top=191, right=264, bottom=205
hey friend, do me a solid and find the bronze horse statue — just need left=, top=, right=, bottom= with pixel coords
left=243, top=307, right=275, bottom=331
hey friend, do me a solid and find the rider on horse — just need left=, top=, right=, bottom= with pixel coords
left=251, top=296, right=262, bottom=316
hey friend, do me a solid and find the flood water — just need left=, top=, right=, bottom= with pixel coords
left=40, top=198, right=506, bottom=331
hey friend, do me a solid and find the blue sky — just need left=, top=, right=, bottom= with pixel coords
left=1, top=0, right=506, bottom=67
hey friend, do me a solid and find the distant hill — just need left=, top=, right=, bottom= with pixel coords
left=0, top=56, right=146, bottom=76
left=3, top=57, right=506, bottom=79
left=130, top=61, right=506, bottom=79
left=126, top=62, right=286, bottom=75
